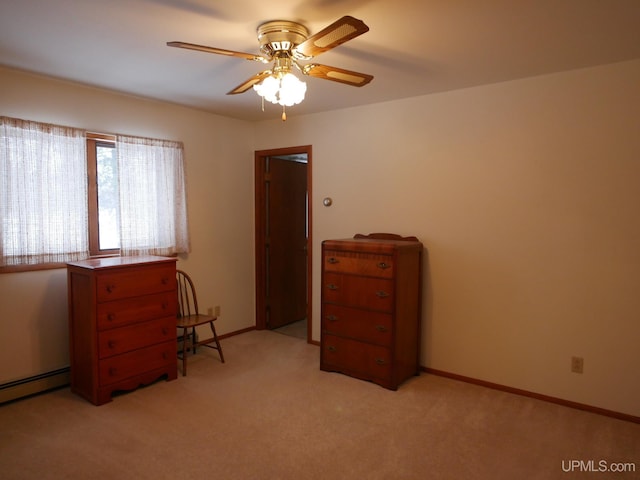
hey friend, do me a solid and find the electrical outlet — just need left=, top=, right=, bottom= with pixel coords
left=206, top=307, right=213, bottom=316
left=571, top=356, right=584, bottom=374
left=214, top=305, right=221, bottom=317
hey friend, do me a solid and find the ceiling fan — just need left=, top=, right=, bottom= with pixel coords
left=167, top=16, right=373, bottom=119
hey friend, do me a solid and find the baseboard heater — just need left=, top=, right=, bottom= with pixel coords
left=0, top=367, right=70, bottom=404
left=2, top=335, right=193, bottom=404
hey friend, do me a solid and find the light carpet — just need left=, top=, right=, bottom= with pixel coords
left=0, top=330, right=638, bottom=479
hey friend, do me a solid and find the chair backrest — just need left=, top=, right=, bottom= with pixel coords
left=176, top=269, right=199, bottom=318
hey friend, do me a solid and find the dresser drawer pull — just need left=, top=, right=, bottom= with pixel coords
left=109, top=367, right=117, bottom=376
left=105, top=284, right=116, bottom=293
left=161, top=302, right=168, bottom=310
left=327, top=345, right=337, bottom=352
left=162, top=327, right=169, bottom=335
left=326, top=315, right=338, bottom=322
left=162, top=352, right=168, bottom=359
left=161, top=277, right=169, bottom=285
left=375, top=358, right=387, bottom=365
left=327, top=284, right=339, bottom=291
left=327, top=257, right=339, bottom=264
left=375, top=325, right=388, bottom=332
left=377, top=262, right=391, bottom=270
left=107, top=313, right=116, bottom=321
left=107, top=340, right=116, bottom=349
left=375, top=290, right=390, bottom=298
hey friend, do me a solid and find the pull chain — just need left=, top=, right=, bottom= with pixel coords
left=281, top=105, right=287, bottom=121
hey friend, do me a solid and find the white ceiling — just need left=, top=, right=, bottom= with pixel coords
left=1, top=0, right=639, bottom=121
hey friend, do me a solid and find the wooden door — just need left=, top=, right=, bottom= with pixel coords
left=255, top=146, right=312, bottom=335
left=267, top=157, right=307, bottom=328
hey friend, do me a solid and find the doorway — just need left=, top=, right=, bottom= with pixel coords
left=255, top=146, right=312, bottom=343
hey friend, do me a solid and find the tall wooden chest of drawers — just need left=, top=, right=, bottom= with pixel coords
left=67, top=256, right=178, bottom=405
left=320, top=235, right=423, bottom=390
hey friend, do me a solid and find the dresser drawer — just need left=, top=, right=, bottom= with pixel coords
left=97, top=291, right=176, bottom=330
left=323, top=272, right=394, bottom=312
left=98, top=316, right=176, bottom=359
left=322, top=303, right=393, bottom=346
left=96, top=264, right=175, bottom=302
left=99, top=340, right=176, bottom=386
left=322, top=335, right=392, bottom=381
left=324, top=250, right=393, bottom=278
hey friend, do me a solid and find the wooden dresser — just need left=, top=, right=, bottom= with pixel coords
left=67, top=255, right=178, bottom=405
left=320, top=234, right=423, bottom=390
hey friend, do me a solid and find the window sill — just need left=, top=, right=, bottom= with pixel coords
left=0, top=262, right=68, bottom=274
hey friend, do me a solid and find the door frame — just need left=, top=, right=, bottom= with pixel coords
left=254, top=145, right=312, bottom=343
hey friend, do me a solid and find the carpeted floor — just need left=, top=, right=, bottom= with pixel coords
left=0, top=330, right=638, bottom=479
left=273, top=318, right=307, bottom=340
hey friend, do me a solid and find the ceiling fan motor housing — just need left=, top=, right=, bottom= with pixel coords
left=257, top=21, right=309, bottom=58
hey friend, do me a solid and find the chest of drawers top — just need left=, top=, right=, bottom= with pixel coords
left=67, top=255, right=176, bottom=302
left=322, top=238, right=423, bottom=253
left=67, top=254, right=176, bottom=274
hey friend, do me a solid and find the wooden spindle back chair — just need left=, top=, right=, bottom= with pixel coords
left=176, top=270, right=225, bottom=375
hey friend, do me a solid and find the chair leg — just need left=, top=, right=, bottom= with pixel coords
left=209, top=321, right=225, bottom=363
left=191, top=327, right=197, bottom=354
left=182, top=328, right=188, bottom=376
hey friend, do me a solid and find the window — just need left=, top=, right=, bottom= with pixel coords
left=97, top=142, right=120, bottom=250
left=87, top=135, right=120, bottom=256
left=1, top=116, right=190, bottom=271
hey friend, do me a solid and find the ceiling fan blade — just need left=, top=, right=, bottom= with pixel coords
left=227, top=70, right=272, bottom=95
left=293, top=16, right=369, bottom=59
left=167, top=41, right=268, bottom=63
left=302, top=64, right=373, bottom=87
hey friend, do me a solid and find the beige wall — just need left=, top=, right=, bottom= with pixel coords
left=1, top=60, right=639, bottom=417
left=0, top=67, right=257, bottom=383
left=254, top=60, right=640, bottom=417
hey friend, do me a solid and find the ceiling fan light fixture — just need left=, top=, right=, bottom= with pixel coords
left=253, top=71, right=306, bottom=107
left=278, top=72, right=307, bottom=106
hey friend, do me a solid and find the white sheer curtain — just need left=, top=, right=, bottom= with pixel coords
left=0, top=116, right=88, bottom=266
left=116, top=134, right=190, bottom=256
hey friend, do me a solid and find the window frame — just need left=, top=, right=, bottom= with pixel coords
left=86, top=133, right=120, bottom=258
